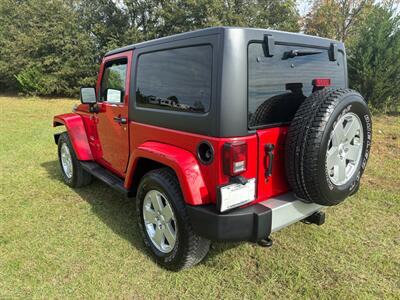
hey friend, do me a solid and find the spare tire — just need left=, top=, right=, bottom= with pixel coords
left=249, top=93, right=304, bottom=127
left=285, top=88, right=372, bottom=206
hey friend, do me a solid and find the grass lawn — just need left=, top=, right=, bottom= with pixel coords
left=0, top=96, right=399, bottom=299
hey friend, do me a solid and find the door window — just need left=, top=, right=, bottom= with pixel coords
left=100, top=59, right=127, bottom=103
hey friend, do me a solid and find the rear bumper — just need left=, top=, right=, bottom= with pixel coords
left=187, top=193, right=323, bottom=242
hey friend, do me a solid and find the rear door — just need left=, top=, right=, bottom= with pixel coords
left=247, top=42, right=346, bottom=201
left=95, top=51, right=132, bottom=175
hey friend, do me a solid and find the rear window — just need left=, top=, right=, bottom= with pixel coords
left=248, top=42, right=345, bottom=128
left=136, top=45, right=212, bottom=113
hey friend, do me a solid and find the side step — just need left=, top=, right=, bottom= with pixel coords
left=80, top=161, right=131, bottom=196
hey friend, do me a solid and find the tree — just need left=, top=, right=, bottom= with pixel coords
left=253, top=0, right=300, bottom=32
left=1, top=0, right=301, bottom=96
left=74, top=0, right=131, bottom=57
left=304, top=0, right=372, bottom=41
left=348, top=3, right=400, bottom=113
left=124, top=0, right=300, bottom=39
left=0, top=0, right=97, bottom=95
left=124, top=0, right=160, bottom=40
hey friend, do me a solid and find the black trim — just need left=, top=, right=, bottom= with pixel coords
left=80, top=161, right=133, bottom=196
left=248, top=121, right=290, bottom=131
left=105, top=46, right=136, bottom=57
left=54, top=133, right=61, bottom=145
left=186, top=203, right=272, bottom=242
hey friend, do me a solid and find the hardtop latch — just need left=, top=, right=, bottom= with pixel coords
left=264, top=34, right=275, bottom=57
left=329, top=43, right=338, bottom=61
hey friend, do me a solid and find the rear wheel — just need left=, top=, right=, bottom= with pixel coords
left=136, top=168, right=210, bottom=271
left=285, top=88, right=372, bottom=206
left=57, top=132, right=92, bottom=188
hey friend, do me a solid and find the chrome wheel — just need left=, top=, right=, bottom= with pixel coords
left=60, top=143, right=73, bottom=179
left=143, top=190, right=177, bottom=254
left=326, top=112, right=364, bottom=186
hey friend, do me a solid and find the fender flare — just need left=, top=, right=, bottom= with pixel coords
left=125, top=142, right=210, bottom=205
left=53, top=113, right=93, bottom=161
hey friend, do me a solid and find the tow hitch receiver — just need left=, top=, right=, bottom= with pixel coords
left=302, top=211, right=326, bottom=226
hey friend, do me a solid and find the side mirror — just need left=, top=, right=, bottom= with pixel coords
left=106, top=89, right=123, bottom=103
left=80, top=87, right=97, bottom=104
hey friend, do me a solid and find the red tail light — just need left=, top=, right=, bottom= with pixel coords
left=312, top=78, right=331, bottom=87
left=223, top=142, right=247, bottom=176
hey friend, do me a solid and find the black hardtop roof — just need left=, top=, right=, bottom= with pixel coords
left=105, top=26, right=343, bottom=57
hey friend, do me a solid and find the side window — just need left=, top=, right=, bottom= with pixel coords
left=100, top=59, right=127, bottom=103
left=136, top=45, right=212, bottom=113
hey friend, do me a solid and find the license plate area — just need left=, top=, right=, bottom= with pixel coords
left=217, top=179, right=256, bottom=212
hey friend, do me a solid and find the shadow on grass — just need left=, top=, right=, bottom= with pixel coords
left=41, top=160, right=240, bottom=267
left=41, top=160, right=145, bottom=252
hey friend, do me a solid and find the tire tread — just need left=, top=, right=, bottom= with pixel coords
left=285, top=88, right=362, bottom=205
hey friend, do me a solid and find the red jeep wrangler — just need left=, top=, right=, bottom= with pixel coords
left=53, top=27, right=372, bottom=270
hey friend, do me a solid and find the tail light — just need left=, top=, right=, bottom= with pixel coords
left=312, top=78, right=331, bottom=87
left=223, top=142, right=247, bottom=176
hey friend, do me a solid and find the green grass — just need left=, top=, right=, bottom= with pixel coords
left=0, top=96, right=399, bottom=299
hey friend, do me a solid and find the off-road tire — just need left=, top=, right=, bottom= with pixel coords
left=285, top=88, right=372, bottom=206
left=136, top=168, right=210, bottom=271
left=57, top=132, right=92, bottom=188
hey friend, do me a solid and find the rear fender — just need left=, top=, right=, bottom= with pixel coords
left=53, top=113, right=93, bottom=161
left=125, top=142, right=209, bottom=205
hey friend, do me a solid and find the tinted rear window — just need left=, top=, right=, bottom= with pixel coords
left=136, top=45, right=212, bottom=113
left=248, top=42, right=345, bottom=128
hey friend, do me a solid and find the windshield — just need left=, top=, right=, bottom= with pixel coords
left=248, top=42, right=346, bottom=128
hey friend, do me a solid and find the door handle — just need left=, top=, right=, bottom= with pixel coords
left=264, top=144, right=275, bottom=182
left=113, top=116, right=127, bottom=124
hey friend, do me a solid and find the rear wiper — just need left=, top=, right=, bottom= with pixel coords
left=282, top=49, right=322, bottom=60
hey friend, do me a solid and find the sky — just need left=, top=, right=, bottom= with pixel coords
left=296, top=0, right=400, bottom=16
left=297, top=1, right=312, bottom=16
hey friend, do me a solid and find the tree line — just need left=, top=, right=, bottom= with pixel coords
left=0, top=0, right=398, bottom=113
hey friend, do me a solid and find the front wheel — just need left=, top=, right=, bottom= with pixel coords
left=136, top=168, right=210, bottom=271
left=57, top=132, right=92, bottom=188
